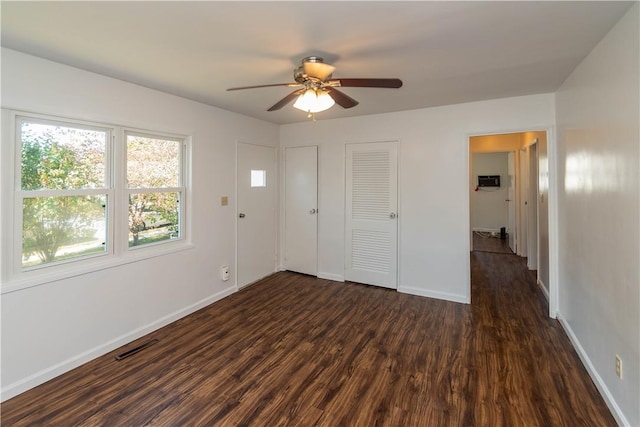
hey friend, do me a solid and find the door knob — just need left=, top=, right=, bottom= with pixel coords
left=309, top=208, right=317, bottom=214
left=238, top=213, right=246, bottom=218
left=389, top=212, right=397, bottom=219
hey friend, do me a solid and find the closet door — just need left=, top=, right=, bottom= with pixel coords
left=284, top=146, right=318, bottom=275
left=345, top=142, right=398, bottom=289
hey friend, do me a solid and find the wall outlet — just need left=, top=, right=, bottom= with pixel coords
left=221, top=265, right=230, bottom=281
left=615, top=354, right=622, bottom=379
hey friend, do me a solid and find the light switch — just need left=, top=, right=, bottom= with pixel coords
left=221, top=196, right=228, bottom=206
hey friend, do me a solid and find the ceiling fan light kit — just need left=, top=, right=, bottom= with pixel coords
left=293, top=88, right=335, bottom=113
left=227, top=56, right=403, bottom=121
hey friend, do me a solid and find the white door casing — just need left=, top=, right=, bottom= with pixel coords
left=236, top=142, right=277, bottom=288
left=345, top=141, right=398, bottom=289
left=284, top=146, right=318, bottom=276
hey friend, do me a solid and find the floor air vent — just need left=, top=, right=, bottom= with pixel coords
left=115, top=339, right=159, bottom=360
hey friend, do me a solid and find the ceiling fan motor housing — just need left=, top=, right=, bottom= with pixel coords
left=295, top=56, right=334, bottom=84
left=303, top=56, right=324, bottom=64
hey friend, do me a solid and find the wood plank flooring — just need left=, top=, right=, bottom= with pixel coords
left=2, top=253, right=615, bottom=426
left=472, top=231, right=513, bottom=254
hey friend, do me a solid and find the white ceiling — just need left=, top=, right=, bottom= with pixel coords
left=1, top=1, right=633, bottom=124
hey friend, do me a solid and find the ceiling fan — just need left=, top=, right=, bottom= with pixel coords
left=227, top=56, right=403, bottom=119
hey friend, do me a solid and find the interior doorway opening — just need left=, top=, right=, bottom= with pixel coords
left=469, top=131, right=550, bottom=299
left=470, top=150, right=513, bottom=254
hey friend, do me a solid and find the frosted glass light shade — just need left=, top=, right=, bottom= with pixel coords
left=293, top=89, right=335, bottom=113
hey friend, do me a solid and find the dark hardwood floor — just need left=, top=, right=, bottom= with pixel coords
left=472, top=231, right=513, bottom=254
left=2, top=253, right=615, bottom=426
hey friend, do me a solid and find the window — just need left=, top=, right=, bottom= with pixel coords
left=250, top=169, right=267, bottom=188
left=126, top=132, right=184, bottom=247
left=18, top=118, right=110, bottom=268
left=10, top=113, right=188, bottom=278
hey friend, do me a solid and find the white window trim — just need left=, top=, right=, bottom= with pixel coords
left=1, top=110, right=193, bottom=294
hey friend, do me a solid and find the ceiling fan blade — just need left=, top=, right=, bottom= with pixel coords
left=267, top=89, right=305, bottom=111
left=329, top=78, right=403, bottom=88
left=227, top=83, right=300, bottom=91
left=326, top=87, right=359, bottom=109
left=303, top=61, right=336, bottom=81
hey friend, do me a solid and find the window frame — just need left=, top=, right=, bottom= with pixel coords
left=123, top=129, right=186, bottom=251
left=2, top=110, right=192, bottom=293
left=250, top=169, right=267, bottom=188
left=14, top=114, right=114, bottom=271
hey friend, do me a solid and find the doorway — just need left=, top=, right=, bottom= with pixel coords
left=470, top=150, right=513, bottom=254
left=236, top=142, right=277, bottom=288
left=469, top=131, right=550, bottom=298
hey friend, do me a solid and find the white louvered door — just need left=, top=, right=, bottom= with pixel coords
left=345, top=142, right=398, bottom=289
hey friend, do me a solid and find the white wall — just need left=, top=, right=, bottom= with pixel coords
left=280, top=93, right=555, bottom=303
left=555, top=4, right=639, bottom=426
left=537, top=135, right=550, bottom=293
left=471, top=152, right=509, bottom=232
left=0, top=49, right=279, bottom=399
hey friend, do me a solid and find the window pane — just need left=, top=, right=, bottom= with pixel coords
left=127, top=135, right=180, bottom=188
left=129, top=192, right=180, bottom=247
left=251, top=170, right=266, bottom=187
left=21, top=121, right=106, bottom=190
left=22, top=195, right=107, bottom=267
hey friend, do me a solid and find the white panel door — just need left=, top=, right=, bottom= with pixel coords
left=284, top=146, right=318, bottom=275
left=507, top=151, right=516, bottom=253
left=528, top=143, right=539, bottom=269
left=237, top=142, right=277, bottom=288
left=345, top=142, right=398, bottom=289
left=519, top=148, right=528, bottom=257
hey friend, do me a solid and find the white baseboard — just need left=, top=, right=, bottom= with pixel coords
left=472, top=227, right=500, bottom=234
left=537, top=278, right=549, bottom=301
left=557, top=314, right=629, bottom=427
left=398, top=286, right=470, bottom=304
left=0, top=286, right=236, bottom=402
left=317, top=272, right=345, bottom=282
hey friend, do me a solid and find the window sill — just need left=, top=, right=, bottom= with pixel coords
left=1, top=242, right=195, bottom=295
